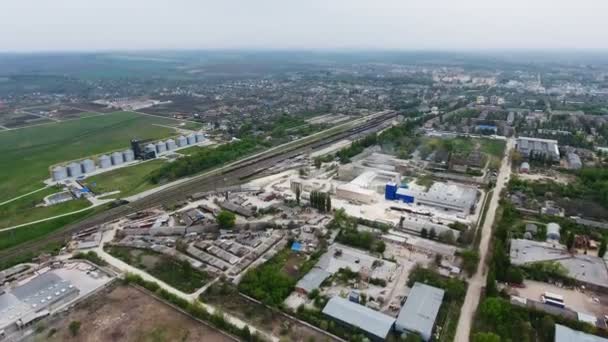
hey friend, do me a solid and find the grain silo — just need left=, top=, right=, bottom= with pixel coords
left=195, top=131, right=205, bottom=143
left=547, top=223, right=561, bottom=241
left=145, top=143, right=156, bottom=153
left=51, top=166, right=68, bottom=181
left=165, top=139, right=177, bottom=150
left=177, top=135, right=187, bottom=147
left=81, top=159, right=95, bottom=173
left=155, top=141, right=167, bottom=154
left=186, top=133, right=196, bottom=145
left=98, top=155, right=111, bottom=168
left=123, top=149, right=135, bottom=162
left=111, top=151, right=124, bottom=166
left=67, top=162, right=82, bottom=177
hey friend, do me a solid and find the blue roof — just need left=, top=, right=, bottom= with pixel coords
left=291, top=242, right=303, bottom=252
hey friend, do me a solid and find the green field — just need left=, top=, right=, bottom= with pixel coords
left=0, top=186, right=90, bottom=228
left=83, top=159, right=167, bottom=198
left=0, top=111, right=180, bottom=202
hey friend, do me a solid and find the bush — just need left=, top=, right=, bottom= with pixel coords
left=69, top=321, right=81, bottom=337
left=216, top=210, right=236, bottom=229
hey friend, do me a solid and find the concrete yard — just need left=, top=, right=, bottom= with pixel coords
left=27, top=285, right=236, bottom=342
left=512, top=280, right=608, bottom=318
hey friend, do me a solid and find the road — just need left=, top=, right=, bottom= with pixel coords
left=93, top=229, right=279, bottom=342
left=454, top=137, right=515, bottom=342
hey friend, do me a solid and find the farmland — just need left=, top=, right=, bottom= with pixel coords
left=0, top=111, right=181, bottom=202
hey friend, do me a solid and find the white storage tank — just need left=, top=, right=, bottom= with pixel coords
left=67, top=162, right=82, bottom=177
left=51, top=166, right=68, bottom=181
left=98, top=155, right=111, bottom=168
left=166, top=139, right=177, bottom=150
left=111, top=151, right=124, bottom=166
left=186, top=133, right=196, bottom=145
left=156, top=141, right=167, bottom=154
left=81, top=159, right=95, bottom=174
left=145, top=143, right=156, bottom=153
left=547, top=223, right=561, bottom=241
left=177, top=135, right=188, bottom=147
left=122, top=149, right=135, bottom=162
left=195, top=131, right=205, bottom=143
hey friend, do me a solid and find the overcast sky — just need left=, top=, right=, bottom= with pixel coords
left=2, top=0, right=607, bottom=52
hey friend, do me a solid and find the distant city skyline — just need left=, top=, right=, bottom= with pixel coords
left=2, top=0, right=608, bottom=52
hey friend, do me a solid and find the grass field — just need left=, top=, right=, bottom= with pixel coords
left=0, top=111, right=180, bottom=202
left=0, top=186, right=90, bottom=228
left=82, top=159, right=166, bottom=198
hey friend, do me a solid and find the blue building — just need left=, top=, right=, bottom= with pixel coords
left=385, top=183, right=415, bottom=203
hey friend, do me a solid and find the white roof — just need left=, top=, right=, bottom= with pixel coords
left=555, top=324, right=608, bottom=342
left=396, top=282, right=444, bottom=341
left=322, top=296, right=395, bottom=339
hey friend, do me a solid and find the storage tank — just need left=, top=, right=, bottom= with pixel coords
left=51, top=166, right=68, bottom=181
left=67, top=162, right=82, bottom=177
left=166, top=139, right=177, bottom=150
left=81, top=159, right=95, bottom=174
left=177, top=135, right=187, bottom=147
left=111, top=151, right=124, bottom=166
left=547, top=222, right=561, bottom=241
left=122, top=149, right=135, bottom=162
left=98, top=155, right=111, bottom=168
left=195, top=131, right=205, bottom=143
left=155, top=141, right=167, bottom=154
left=186, top=133, right=196, bottom=145
left=145, top=143, right=156, bottom=153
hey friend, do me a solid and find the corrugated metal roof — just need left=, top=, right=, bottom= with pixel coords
left=296, top=267, right=331, bottom=293
left=322, top=296, right=395, bottom=339
left=555, top=324, right=608, bottom=342
left=395, top=282, right=444, bottom=341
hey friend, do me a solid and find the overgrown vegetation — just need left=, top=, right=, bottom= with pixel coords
left=216, top=210, right=236, bottom=229
left=330, top=209, right=386, bottom=254
left=72, top=251, right=107, bottom=266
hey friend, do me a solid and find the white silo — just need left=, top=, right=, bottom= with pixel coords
left=51, top=166, right=68, bottom=181
left=156, top=141, right=167, bottom=154
left=546, top=223, right=561, bottom=241
left=81, top=159, right=95, bottom=174
left=123, top=149, right=135, bottom=162
left=186, top=133, right=196, bottom=145
left=177, top=135, right=187, bottom=147
left=67, top=162, right=82, bottom=177
left=98, top=155, right=111, bottom=168
left=111, top=151, right=124, bottom=165
left=195, top=131, right=205, bottom=143
left=145, top=143, right=156, bottom=153
left=166, top=139, right=177, bottom=150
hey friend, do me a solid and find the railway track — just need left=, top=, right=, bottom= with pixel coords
left=0, top=111, right=397, bottom=263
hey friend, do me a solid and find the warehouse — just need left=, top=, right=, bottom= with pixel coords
left=395, top=282, right=444, bottom=341
left=516, top=137, right=560, bottom=161
left=554, top=324, right=608, bottom=342
left=295, top=267, right=332, bottom=294
left=386, top=182, right=478, bottom=215
left=322, top=296, right=396, bottom=341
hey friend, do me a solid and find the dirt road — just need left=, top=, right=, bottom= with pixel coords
left=453, top=137, right=514, bottom=342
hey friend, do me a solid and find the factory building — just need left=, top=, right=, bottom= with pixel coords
left=111, top=151, right=124, bottom=165
left=80, top=159, right=95, bottom=174
left=386, top=182, right=478, bottom=215
left=336, top=171, right=400, bottom=204
left=555, top=324, right=608, bottom=342
left=122, top=149, right=135, bottom=162
left=67, top=162, right=82, bottom=177
left=177, top=135, right=188, bottom=147
left=98, top=155, right=111, bottom=168
left=51, top=166, right=68, bottom=181
left=186, top=133, right=196, bottom=145
left=166, top=139, right=177, bottom=150
left=322, top=296, right=396, bottom=341
left=516, top=137, right=560, bottom=161
left=155, top=141, right=166, bottom=154
left=395, top=283, right=444, bottom=341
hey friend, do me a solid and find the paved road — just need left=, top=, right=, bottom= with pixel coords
left=93, top=229, right=279, bottom=342
left=454, top=137, right=515, bottom=342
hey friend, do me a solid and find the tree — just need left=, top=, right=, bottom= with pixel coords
left=472, top=332, right=501, bottom=342
left=486, top=268, right=498, bottom=297
left=216, top=210, right=236, bottom=229
left=421, top=228, right=428, bottom=238
left=403, top=333, right=424, bottom=342
left=314, top=157, right=322, bottom=169
left=295, top=186, right=301, bottom=205
left=461, top=250, right=479, bottom=276
left=374, top=241, right=386, bottom=254
left=438, top=230, right=456, bottom=244
left=429, top=228, right=437, bottom=240
left=325, top=194, right=332, bottom=212
left=566, top=232, right=575, bottom=251
left=539, top=315, right=556, bottom=342
left=505, top=267, right=524, bottom=284
left=599, top=238, right=607, bottom=258
left=69, top=321, right=81, bottom=337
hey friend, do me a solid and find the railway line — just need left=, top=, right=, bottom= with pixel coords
left=0, top=111, right=397, bottom=264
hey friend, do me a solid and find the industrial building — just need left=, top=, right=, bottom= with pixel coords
left=322, top=296, right=396, bottom=341
left=395, top=282, right=445, bottom=341
left=336, top=170, right=400, bottom=204
left=295, top=267, right=332, bottom=294
left=516, top=137, right=560, bottom=161
left=566, top=152, right=582, bottom=170
left=554, top=324, right=608, bottom=342
left=386, top=182, right=478, bottom=215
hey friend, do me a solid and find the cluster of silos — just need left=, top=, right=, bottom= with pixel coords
left=52, top=159, right=96, bottom=181
left=174, top=131, right=206, bottom=149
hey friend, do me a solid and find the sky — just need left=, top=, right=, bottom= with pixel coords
left=2, top=0, right=608, bottom=52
